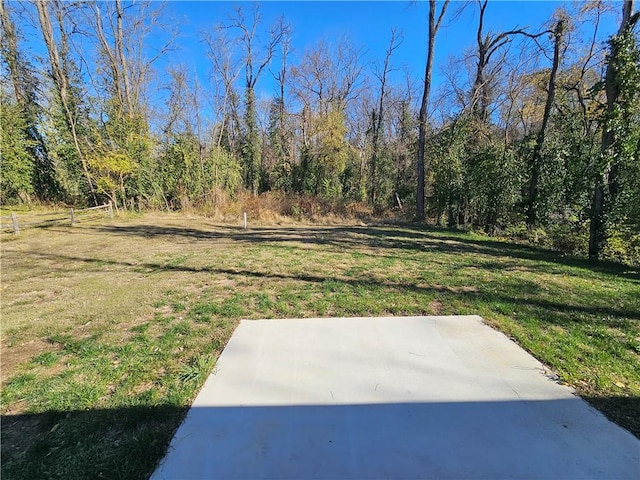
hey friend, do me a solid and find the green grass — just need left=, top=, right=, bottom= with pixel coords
left=1, top=212, right=639, bottom=479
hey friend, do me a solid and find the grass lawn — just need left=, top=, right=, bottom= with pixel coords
left=1, top=212, right=639, bottom=479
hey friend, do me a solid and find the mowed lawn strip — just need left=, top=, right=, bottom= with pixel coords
left=1, top=212, right=639, bottom=479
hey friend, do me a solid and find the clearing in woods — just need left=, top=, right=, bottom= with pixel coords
left=1, top=212, right=639, bottom=479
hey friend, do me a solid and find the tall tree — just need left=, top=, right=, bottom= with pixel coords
left=202, top=23, right=242, bottom=150
left=468, top=0, right=547, bottom=125
left=0, top=94, right=35, bottom=202
left=272, top=23, right=291, bottom=138
left=34, top=0, right=94, bottom=202
left=526, top=18, right=565, bottom=228
left=589, top=0, right=640, bottom=259
left=1, top=0, right=58, bottom=201
left=269, top=25, right=293, bottom=190
left=88, top=0, right=174, bottom=207
left=290, top=38, right=365, bottom=116
left=230, top=6, right=285, bottom=195
left=1, top=0, right=24, bottom=105
left=290, top=37, right=364, bottom=196
left=370, top=28, right=402, bottom=205
left=416, top=0, right=450, bottom=220
left=392, top=75, right=418, bottom=205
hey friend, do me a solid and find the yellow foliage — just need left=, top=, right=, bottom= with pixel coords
left=95, top=176, right=117, bottom=194
left=89, top=152, right=138, bottom=175
left=310, top=107, right=349, bottom=174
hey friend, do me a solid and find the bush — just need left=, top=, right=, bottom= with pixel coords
left=503, top=222, right=529, bottom=241
left=604, top=226, right=640, bottom=266
left=547, top=222, right=589, bottom=256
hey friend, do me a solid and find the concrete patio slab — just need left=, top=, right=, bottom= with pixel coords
left=152, top=316, right=639, bottom=479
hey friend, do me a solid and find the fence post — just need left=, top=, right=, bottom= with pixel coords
left=395, top=192, right=404, bottom=211
left=243, top=212, right=247, bottom=229
left=70, top=208, right=76, bottom=226
left=11, top=212, right=19, bottom=234
left=108, top=201, right=114, bottom=218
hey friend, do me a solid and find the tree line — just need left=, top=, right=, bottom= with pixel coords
left=1, top=0, right=638, bottom=263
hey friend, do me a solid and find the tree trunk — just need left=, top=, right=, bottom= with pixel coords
left=526, top=19, right=564, bottom=228
left=417, top=0, right=449, bottom=220
left=470, top=0, right=489, bottom=123
left=92, top=4, right=125, bottom=115
left=589, top=0, right=638, bottom=259
left=0, top=0, right=22, bottom=104
left=115, top=0, right=133, bottom=117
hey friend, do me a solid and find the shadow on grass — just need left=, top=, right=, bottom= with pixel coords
left=2, top=398, right=638, bottom=480
left=584, top=395, right=640, bottom=439
left=1, top=404, right=188, bottom=480
left=81, top=223, right=639, bottom=281
left=23, top=250, right=640, bottom=322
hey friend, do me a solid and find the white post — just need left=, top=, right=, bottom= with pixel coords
left=395, top=192, right=404, bottom=211
left=11, top=212, right=19, bottom=234
left=243, top=212, right=247, bottom=229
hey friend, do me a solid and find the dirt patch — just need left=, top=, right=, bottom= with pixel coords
left=157, top=305, right=174, bottom=315
left=509, top=265, right=532, bottom=272
left=449, top=285, right=478, bottom=293
left=429, top=299, right=444, bottom=315
left=416, top=283, right=479, bottom=294
left=5, top=289, right=57, bottom=307
left=432, top=284, right=478, bottom=294
left=133, top=381, right=155, bottom=395
left=1, top=339, right=57, bottom=383
left=2, top=399, right=30, bottom=416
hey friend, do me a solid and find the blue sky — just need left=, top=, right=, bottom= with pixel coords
left=161, top=1, right=608, bottom=99
left=9, top=0, right=619, bottom=124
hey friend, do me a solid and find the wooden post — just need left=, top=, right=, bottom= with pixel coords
left=11, top=212, right=19, bottom=234
left=70, top=208, right=76, bottom=226
left=243, top=212, right=247, bottom=229
left=108, top=201, right=114, bottom=218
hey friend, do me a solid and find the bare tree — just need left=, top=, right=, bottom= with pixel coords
left=497, top=43, right=538, bottom=145
left=416, top=0, right=450, bottom=220
left=370, top=28, right=402, bottom=205
left=229, top=5, right=286, bottom=195
left=89, top=1, right=175, bottom=120
left=290, top=37, right=365, bottom=115
left=202, top=24, right=242, bottom=149
left=264, top=25, right=295, bottom=189
left=163, top=66, right=194, bottom=137
left=1, top=0, right=23, bottom=104
left=526, top=18, right=566, bottom=228
left=34, top=0, right=96, bottom=201
left=272, top=23, right=292, bottom=133
left=468, top=0, right=548, bottom=124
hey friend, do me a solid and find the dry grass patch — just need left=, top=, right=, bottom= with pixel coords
left=0, top=339, right=61, bottom=383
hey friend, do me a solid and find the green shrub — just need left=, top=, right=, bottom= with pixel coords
left=547, top=222, right=589, bottom=256
left=604, top=226, right=640, bottom=265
